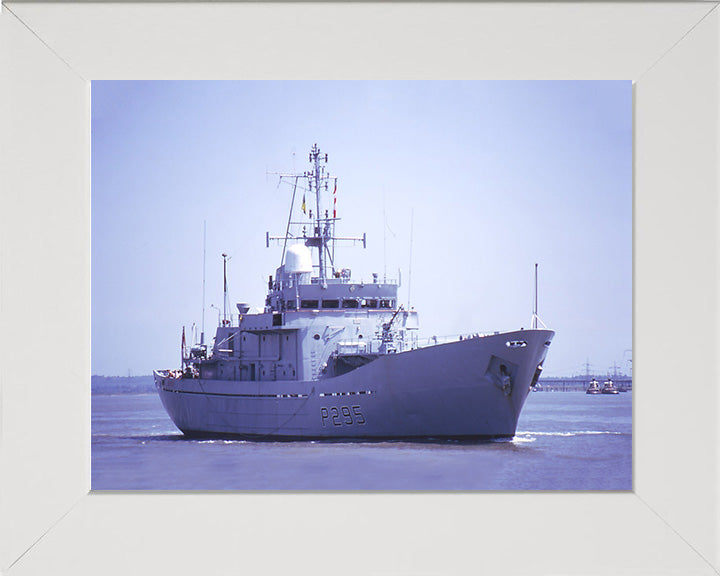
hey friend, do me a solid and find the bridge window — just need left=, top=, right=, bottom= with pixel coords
left=301, top=299, right=319, bottom=309
left=287, top=300, right=295, bottom=310
left=342, top=299, right=359, bottom=309
left=362, top=299, right=378, bottom=309
left=322, top=299, right=340, bottom=309
left=379, top=299, right=393, bottom=309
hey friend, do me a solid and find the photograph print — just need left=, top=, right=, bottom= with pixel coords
left=92, top=80, right=631, bottom=490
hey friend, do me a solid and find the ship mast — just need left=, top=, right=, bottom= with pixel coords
left=267, top=144, right=366, bottom=278
left=309, top=143, right=330, bottom=280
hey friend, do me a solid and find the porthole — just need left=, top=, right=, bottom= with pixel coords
left=313, top=334, right=320, bottom=340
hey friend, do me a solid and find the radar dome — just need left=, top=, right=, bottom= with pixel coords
left=285, top=243, right=313, bottom=274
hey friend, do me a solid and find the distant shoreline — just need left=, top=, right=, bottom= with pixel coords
left=92, top=375, right=155, bottom=395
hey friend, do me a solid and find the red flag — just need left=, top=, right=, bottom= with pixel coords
left=181, top=326, right=186, bottom=365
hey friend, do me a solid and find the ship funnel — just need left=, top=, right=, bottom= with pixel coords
left=285, top=243, right=313, bottom=274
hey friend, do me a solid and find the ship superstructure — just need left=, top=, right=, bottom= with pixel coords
left=154, top=145, right=554, bottom=439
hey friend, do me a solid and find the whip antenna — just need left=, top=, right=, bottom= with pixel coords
left=533, top=263, right=538, bottom=329
left=201, top=220, right=206, bottom=344
left=408, top=209, right=414, bottom=309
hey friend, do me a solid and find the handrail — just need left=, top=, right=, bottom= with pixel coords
left=415, top=332, right=500, bottom=348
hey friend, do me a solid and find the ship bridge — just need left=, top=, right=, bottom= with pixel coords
left=267, top=267, right=399, bottom=313
left=265, top=238, right=399, bottom=313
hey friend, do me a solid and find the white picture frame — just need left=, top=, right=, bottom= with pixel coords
left=1, top=2, right=718, bottom=574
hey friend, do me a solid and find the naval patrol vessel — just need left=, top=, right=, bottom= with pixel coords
left=154, top=145, right=554, bottom=439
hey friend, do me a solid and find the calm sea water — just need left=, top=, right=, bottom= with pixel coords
left=91, top=391, right=632, bottom=490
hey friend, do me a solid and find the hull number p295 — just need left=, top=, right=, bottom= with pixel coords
left=320, top=405, right=366, bottom=427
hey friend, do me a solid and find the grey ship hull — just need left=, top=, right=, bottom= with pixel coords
left=154, top=329, right=552, bottom=440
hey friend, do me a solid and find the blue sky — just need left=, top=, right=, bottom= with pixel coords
left=92, top=81, right=631, bottom=377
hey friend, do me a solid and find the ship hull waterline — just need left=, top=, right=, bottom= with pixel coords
left=155, top=329, right=553, bottom=441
